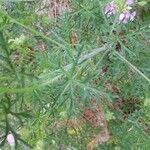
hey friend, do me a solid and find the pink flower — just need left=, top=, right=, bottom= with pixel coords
left=126, top=0, right=135, bottom=5
left=104, top=1, right=117, bottom=17
left=119, top=11, right=131, bottom=24
left=6, top=133, right=15, bottom=147
left=119, top=11, right=136, bottom=23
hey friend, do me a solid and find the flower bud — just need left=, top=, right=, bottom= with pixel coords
left=104, top=1, right=117, bottom=17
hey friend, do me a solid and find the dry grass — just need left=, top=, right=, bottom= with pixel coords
left=37, top=0, right=71, bottom=19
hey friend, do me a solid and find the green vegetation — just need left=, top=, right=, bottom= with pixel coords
left=0, top=0, right=150, bottom=149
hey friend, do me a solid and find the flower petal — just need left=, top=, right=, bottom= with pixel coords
left=119, top=13, right=125, bottom=21
left=7, top=134, right=15, bottom=147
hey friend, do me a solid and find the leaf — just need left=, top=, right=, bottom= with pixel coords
left=138, top=1, right=148, bottom=6
left=105, top=110, right=115, bottom=121
left=11, top=112, right=33, bottom=118
left=144, top=98, right=150, bottom=107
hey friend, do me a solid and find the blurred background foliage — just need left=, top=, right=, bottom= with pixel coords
left=0, top=0, right=150, bottom=149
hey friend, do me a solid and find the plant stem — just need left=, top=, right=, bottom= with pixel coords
left=115, top=51, right=150, bottom=83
